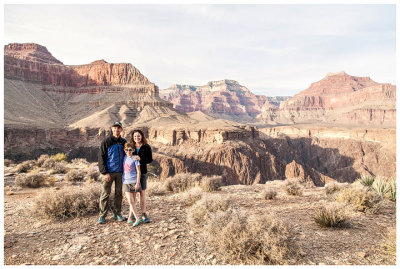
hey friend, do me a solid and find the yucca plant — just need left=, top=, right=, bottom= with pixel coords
left=388, top=178, right=396, bottom=201
left=382, top=227, right=396, bottom=254
left=372, top=178, right=391, bottom=198
left=357, top=175, right=375, bottom=188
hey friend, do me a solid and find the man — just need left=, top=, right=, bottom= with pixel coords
left=97, top=121, right=127, bottom=224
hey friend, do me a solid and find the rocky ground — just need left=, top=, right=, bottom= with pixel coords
left=3, top=165, right=396, bottom=265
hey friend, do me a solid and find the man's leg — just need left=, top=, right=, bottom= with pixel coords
left=113, top=172, right=124, bottom=216
left=99, top=177, right=113, bottom=219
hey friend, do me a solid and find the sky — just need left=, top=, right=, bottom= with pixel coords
left=3, top=3, right=396, bottom=96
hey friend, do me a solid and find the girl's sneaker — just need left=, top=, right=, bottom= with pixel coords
left=133, top=219, right=143, bottom=227
left=127, top=216, right=136, bottom=224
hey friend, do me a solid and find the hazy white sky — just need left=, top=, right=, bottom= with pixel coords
left=4, top=3, right=396, bottom=96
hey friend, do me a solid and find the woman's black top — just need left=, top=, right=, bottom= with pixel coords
left=133, top=144, right=153, bottom=174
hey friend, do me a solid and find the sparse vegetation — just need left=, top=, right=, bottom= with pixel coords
left=187, top=194, right=233, bottom=227
left=284, top=178, right=303, bottom=196
left=84, top=166, right=100, bottom=182
left=371, top=177, right=391, bottom=198
left=261, top=188, right=277, bottom=200
left=146, top=180, right=167, bottom=197
left=335, top=185, right=381, bottom=213
left=205, top=211, right=298, bottom=265
left=71, top=158, right=89, bottom=166
left=313, top=202, right=350, bottom=228
left=200, top=175, right=222, bottom=192
left=49, top=162, right=68, bottom=174
left=165, top=173, right=202, bottom=193
left=32, top=185, right=101, bottom=219
left=65, top=169, right=86, bottom=182
left=42, top=158, right=56, bottom=169
left=50, top=153, right=67, bottom=162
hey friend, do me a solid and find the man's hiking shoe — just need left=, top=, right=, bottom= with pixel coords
left=141, top=213, right=150, bottom=223
left=127, top=216, right=136, bottom=224
left=113, top=213, right=127, bottom=222
left=133, top=219, right=143, bottom=227
left=97, top=217, right=106, bottom=224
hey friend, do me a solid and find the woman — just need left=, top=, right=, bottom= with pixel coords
left=130, top=129, right=153, bottom=223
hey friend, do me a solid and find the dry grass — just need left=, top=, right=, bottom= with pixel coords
left=335, top=185, right=381, bottom=213
left=15, top=173, right=55, bottom=188
left=146, top=180, right=167, bottom=197
left=313, top=202, right=351, bottom=228
left=204, top=211, right=298, bottom=265
left=71, top=158, right=89, bottom=166
left=174, top=186, right=204, bottom=207
left=65, top=169, right=86, bottom=182
left=15, top=160, right=36, bottom=173
left=84, top=166, right=100, bottom=182
left=201, top=175, right=223, bottom=192
left=261, top=188, right=278, bottom=200
left=382, top=227, right=396, bottom=255
left=187, top=194, right=234, bottom=227
left=165, top=173, right=202, bottom=193
left=32, top=185, right=101, bottom=219
left=50, top=153, right=67, bottom=162
left=284, top=178, right=303, bottom=196
left=325, top=182, right=342, bottom=195
left=49, top=162, right=68, bottom=174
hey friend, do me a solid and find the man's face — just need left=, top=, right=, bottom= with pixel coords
left=112, top=126, right=122, bottom=138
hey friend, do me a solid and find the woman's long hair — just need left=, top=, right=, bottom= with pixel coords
left=130, top=129, right=148, bottom=147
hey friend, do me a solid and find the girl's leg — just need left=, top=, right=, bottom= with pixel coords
left=125, top=192, right=135, bottom=221
left=132, top=192, right=139, bottom=220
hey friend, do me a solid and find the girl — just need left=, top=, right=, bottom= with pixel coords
left=122, top=143, right=143, bottom=227
left=130, top=129, right=153, bottom=223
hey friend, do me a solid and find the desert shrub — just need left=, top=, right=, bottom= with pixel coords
left=261, top=188, right=277, bottom=200
left=325, top=182, right=342, bottom=195
left=201, top=175, right=223, bottom=192
left=335, top=185, right=381, bottom=213
left=85, top=166, right=100, bottom=182
left=356, top=175, right=375, bottom=187
left=4, top=159, right=14, bottom=167
left=71, top=158, right=89, bottom=166
left=37, top=154, right=50, bottom=167
left=165, top=173, right=202, bottom=193
left=42, top=158, right=56, bottom=169
left=284, top=178, right=303, bottom=196
left=187, top=194, right=234, bottom=227
left=32, top=185, right=101, bottom=219
left=49, top=162, right=68, bottom=174
left=146, top=180, right=167, bottom=197
left=313, top=203, right=351, bottom=228
left=175, top=186, right=204, bottom=207
left=15, top=173, right=49, bottom=188
left=15, top=160, right=36, bottom=173
left=382, top=227, right=396, bottom=254
left=205, top=211, right=298, bottom=265
left=50, top=153, right=67, bottom=162
left=388, top=178, right=396, bottom=201
left=66, top=169, right=86, bottom=182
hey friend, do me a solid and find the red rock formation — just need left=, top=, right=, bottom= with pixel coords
left=4, top=43, right=63, bottom=64
left=160, top=80, right=272, bottom=117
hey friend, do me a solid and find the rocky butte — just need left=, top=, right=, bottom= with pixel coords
left=3, top=43, right=396, bottom=186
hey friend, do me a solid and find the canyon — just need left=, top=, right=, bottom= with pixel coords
left=3, top=43, right=396, bottom=186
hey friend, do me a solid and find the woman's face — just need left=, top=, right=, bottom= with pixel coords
left=133, top=132, right=143, bottom=144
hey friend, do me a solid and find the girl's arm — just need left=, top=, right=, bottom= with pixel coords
left=135, top=165, right=141, bottom=190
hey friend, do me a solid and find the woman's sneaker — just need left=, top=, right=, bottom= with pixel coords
left=133, top=219, right=143, bottom=227
left=127, top=216, right=136, bottom=224
left=113, top=213, right=127, bottom=222
left=141, top=213, right=150, bottom=223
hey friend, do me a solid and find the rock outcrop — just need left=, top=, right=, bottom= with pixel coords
left=160, top=80, right=278, bottom=120
left=264, top=71, right=396, bottom=127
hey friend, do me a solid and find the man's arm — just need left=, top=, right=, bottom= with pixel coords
left=98, top=139, right=108, bottom=175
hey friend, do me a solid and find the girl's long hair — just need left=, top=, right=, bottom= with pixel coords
left=130, top=129, right=148, bottom=147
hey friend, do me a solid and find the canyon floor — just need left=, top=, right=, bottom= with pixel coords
left=3, top=164, right=396, bottom=266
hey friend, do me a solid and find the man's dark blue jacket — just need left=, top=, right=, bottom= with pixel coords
left=98, top=135, right=127, bottom=174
